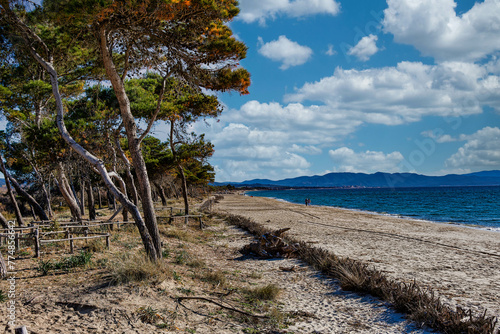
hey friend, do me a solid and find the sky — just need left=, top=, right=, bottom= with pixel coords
left=170, top=0, right=500, bottom=182
left=3, top=0, right=500, bottom=183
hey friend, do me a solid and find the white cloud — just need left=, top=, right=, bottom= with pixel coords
left=329, top=147, right=404, bottom=173
left=348, top=34, right=379, bottom=61
left=286, top=61, right=500, bottom=124
left=258, top=36, right=313, bottom=70
left=290, top=144, right=323, bottom=155
left=383, top=0, right=500, bottom=61
left=238, top=0, right=340, bottom=25
left=326, top=44, right=337, bottom=56
left=446, top=127, right=500, bottom=169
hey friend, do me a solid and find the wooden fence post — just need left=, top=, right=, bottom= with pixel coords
left=66, top=230, right=74, bottom=254
left=105, top=234, right=110, bottom=250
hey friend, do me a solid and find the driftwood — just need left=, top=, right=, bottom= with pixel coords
left=240, top=228, right=299, bottom=258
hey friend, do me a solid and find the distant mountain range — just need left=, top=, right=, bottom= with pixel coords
left=214, top=170, right=500, bottom=188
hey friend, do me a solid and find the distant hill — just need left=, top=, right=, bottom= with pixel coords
left=214, top=170, right=500, bottom=188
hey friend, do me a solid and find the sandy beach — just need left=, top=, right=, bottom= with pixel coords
left=216, top=193, right=500, bottom=323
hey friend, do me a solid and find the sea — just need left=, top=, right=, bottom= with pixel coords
left=247, top=186, right=500, bottom=232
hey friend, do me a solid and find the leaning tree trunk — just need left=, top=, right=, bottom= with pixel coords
left=55, top=163, right=82, bottom=221
left=100, top=27, right=161, bottom=257
left=0, top=157, right=24, bottom=226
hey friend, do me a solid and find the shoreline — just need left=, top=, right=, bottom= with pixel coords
left=243, top=190, right=500, bottom=233
left=216, top=193, right=500, bottom=323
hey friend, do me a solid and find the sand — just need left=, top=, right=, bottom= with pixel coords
left=216, top=193, right=500, bottom=324
left=2, top=194, right=498, bottom=333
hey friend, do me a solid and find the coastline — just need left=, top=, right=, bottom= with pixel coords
left=216, top=193, right=500, bottom=323
left=244, top=190, right=500, bottom=233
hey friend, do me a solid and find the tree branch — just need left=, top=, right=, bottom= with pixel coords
left=138, top=74, right=169, bottom=143
left=174, top=297, right=269, bottom=319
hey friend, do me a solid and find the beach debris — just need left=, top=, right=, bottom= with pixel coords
left=240, top=228, right=299, bottom=258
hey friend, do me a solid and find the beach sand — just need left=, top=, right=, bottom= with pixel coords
left=216, top=193, right=500, bottom=325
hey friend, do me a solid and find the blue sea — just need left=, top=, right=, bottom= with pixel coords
left=247, top=186, right=500, bottom=231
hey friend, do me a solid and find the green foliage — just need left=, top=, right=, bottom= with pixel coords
left=0, top=290, right=7, bottom=303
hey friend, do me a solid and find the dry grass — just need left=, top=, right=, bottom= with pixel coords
left=200, top=270, right=226, bottom=287
left=108, top=252, right=171, bottom=285
left=246, top=284, right=281, bottom=301
left=222, top=213, right=499, bottom=334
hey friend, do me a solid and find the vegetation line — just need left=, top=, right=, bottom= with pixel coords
left=219, top=212, right=499, bottom=334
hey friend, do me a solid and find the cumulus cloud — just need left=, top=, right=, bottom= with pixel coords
left=446, top=127, right=500, bottom=169
left=329, top=147, right=404, bottom=173
left=238, top=0, right=340, bottom=25
left=347, top=34, right=379, bottom=61
left=258, top=36, right=313, bottom=70
left=286, top=61, right=500, bottom=124
left=383, top=0, right=500, bottom=61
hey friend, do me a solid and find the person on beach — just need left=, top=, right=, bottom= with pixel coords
left=305, top=198, right=309, bottom=206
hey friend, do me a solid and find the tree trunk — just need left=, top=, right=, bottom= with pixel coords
left=0, top=211, right=8, bottom=229
left=7, top=174, right=49, bottom=221
left=99, top=27, right=161, bottom=257
left=107, top=190, right=115, bottom=210
left=114, top=135, right=139, bottom=205
left=55, top=163, right=82, bottom=221
left=87, top=181, right=96, bottom=221
left=97, top=186, right=102, bottom=209
left=0, top=157, right=24, bottom=226
left=178, top=165, right=190, bottom=215
left=80, top=179, right=86, bottom=217
left=157, top=183, right=167, bottom=206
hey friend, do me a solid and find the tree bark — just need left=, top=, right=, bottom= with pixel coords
left=156, top=183, right=167, bottom=206
left=87, top=181, right=96, bottom=221
left=0, top=157, right=24, bottom=226
left=99, top=27, right=161, bottom=257
left=0, top=211, right=8, bottom=229
left=80, top=178, right=86, bottom=217
left=55, top=163, right=82, bottom=221
left=7, top=174, right=49, bottom=221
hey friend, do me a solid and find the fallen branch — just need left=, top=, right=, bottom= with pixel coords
left=174, top=296, right=269, bottom=319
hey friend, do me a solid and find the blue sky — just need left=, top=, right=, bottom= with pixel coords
left=3, top=0, right=500, bottom=183
left=178, top=0, right=500, bottom=182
